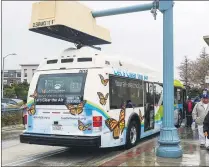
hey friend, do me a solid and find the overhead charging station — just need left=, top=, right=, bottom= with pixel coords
left=29, top=0, right=183, bottom=158
left=29, top=1, right=111, bottom=47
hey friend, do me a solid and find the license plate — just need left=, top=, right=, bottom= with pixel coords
left=52, top=125, right=62, bottom=131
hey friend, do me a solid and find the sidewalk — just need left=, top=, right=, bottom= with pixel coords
left=2, top=124, right=25, bottom=141
left=99, top=127, right=209, bottom=166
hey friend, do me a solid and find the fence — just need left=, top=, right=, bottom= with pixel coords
left=1, top=108, right=23, bottom=127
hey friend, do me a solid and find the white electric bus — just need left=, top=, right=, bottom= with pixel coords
left=20, top=46, right=183, bottom=148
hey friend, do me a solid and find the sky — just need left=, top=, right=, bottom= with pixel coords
left=2, top=1, right=209, bottom=79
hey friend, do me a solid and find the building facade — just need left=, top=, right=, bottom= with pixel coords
left=2, top=64, right=39, bottom=86
left=20, top=64, right=39, bottom=84
left=3, top=70, right=21, bottom=85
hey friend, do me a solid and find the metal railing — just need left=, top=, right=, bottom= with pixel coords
left=1, top=108, right=23, bottom=127
left=1, top=108, right=23, bottom=112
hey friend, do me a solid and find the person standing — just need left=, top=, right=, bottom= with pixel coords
left=192, top=94, right=209, bottom=146
left=21, top=99, right=28, bottom=129
left=203, top=110, right=209, bottom=149
left=186, top=97, right=194, bottom=127
left=126, top=100, right=134, bottom=108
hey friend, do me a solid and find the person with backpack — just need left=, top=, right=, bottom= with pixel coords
left=186, top=97, right=194, bottom=127
left=192, top=94, right=209, bottom=147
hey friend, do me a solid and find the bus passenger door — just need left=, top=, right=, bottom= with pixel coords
left=144, top=82, right=155, bottom=132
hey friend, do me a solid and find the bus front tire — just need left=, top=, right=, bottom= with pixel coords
left=125, top=121, right=138, bottom=149
left=177, top=111, right=182, bottom=127
left=175, top=111, right=182, bottom=128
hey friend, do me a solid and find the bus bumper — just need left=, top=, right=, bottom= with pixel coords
left=20, top=133, right=101, bottom=147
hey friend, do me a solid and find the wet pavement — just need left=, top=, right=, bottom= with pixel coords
left=2, top=127, right=209, bottom=166
left=2, top=139, right=123, bottom=166
left=99, top=127, right=209, bottom=166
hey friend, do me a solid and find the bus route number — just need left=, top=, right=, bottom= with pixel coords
left=79, top=70, right=88, bottom=73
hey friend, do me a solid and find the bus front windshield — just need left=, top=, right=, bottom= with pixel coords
left=35, top=73, right=87, bottom=105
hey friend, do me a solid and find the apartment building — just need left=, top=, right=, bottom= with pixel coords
left=3, top=70, right=21, bottom=85
left=19, top=64, right=39, bottom=84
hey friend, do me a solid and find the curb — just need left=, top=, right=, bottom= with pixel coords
left=2, top=124, right=24, bottom=131
left=2, top=124, right=25, bottom=141
left=2, top=129, right=24, bottom=141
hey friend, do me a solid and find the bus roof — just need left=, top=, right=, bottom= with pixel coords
left=36, top=46, right=164, bottom=83
left=174, top=79, right=185, bottom=89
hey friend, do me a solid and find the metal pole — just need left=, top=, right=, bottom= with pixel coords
left=2, top=57, right=5, bottom=98
left=92, top=2, right=153, bottom=18
left=156, top=1, right=182, bottom=158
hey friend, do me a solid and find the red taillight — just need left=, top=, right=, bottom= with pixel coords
left=93, top=116, right=102, bottom=122
left=93, top=121, right=102, bottom=127
left=93, top=116, right=102, bottom=127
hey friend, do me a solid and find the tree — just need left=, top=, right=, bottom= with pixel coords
left=3, top=82, right=30, bottom=99
left=178, top=47, right=209, bottom=90
left=177, top=55, right=191, bottom=89
left=4, top=87, right=16, bottom=98
left=187, top=87, right=202, bottom=99
left=13, top=82, right=29, bottom=99
left=192, top=47, right=209, bottom=88
left=178, top=48, right=209, bottom=97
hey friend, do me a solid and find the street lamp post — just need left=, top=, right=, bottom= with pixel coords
left=1, top=53, right=17, bottom=99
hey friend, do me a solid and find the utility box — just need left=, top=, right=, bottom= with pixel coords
left=29, top=1, right=111, bottom=46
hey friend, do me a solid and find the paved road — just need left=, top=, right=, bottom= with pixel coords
left=2, top=139, right=124, bottom=166
left=2, top=123, right=208, bottom=166
left=2, top=134, right=158, bottom=166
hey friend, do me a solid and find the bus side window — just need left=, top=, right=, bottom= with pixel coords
left=109, top=75, right=143, bottom=109
left=154, top=83, right=163, bottom=106
left=109, top=76, right=122, bottom=109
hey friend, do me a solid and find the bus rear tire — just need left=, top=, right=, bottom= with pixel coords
left=178, top=111, right=182, bottom=127
left=125, top=121, right=138, bottom=149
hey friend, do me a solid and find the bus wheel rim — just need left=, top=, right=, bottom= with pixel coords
left=130, top=126, right=137, bottom=144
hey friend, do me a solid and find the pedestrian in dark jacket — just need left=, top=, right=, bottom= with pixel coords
left=126, top=100, right=134, bottom=108
left=186, top=97, right=194, bottom=127
left=203, top=111, right=209, bottom=139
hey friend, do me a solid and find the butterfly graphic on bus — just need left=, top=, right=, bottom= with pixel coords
left=27, top=104, right=36, bottom=115
left=78, top=120, right=92, bottom=131
left=65, top=100, right=86, bottom=115
left=97, top=92, right=109, bottom=105
left=29, top=89, right=46, bottom=98
left=98, top=74, right=109, bottom=86
left=105, top=106, right=125, bottom=139
left=41, top=89, right=46, bottom=94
